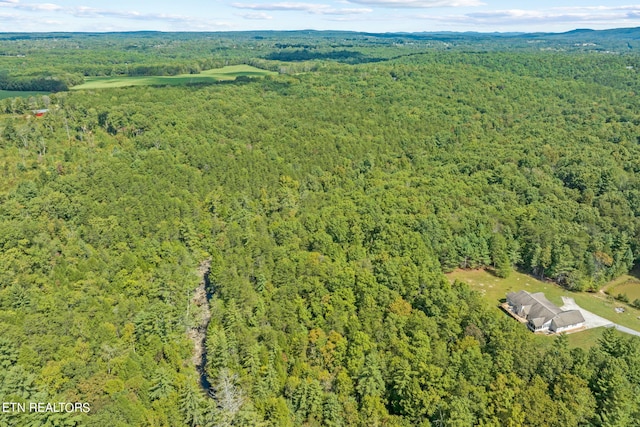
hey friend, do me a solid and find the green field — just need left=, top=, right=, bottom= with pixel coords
left=0, top=90, right=49, bottom=100
left=448, top=268, right=567, bottom=306
left=447, top=269, right=640, bottom=345
left=530, top=327, right=607, bottom=350
left=603, top=267, right=640, bottom=302
left=609, top=278, right=640, bottom=301
left=71, top=65, right=276, bottom=90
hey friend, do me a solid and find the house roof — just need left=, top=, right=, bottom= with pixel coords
left=507, top=290, right=584, bottom=330
left=506, top=290, right=532, bottom=306
left=551, top=310, right=585, bottom=328
left=507, top=290, right=561, bottom=325
left=530, top=317, right=547, bottom=328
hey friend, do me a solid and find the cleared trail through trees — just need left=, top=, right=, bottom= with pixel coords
left=187, top=259, right=213, bottom=394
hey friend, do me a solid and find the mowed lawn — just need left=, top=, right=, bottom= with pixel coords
left=447, top=269, right=640, bottom=347
left=71, top=65, right=276, bottom=90
left=0, top=90, right=49, bottom=99
left=531, top=327, right=607, bottom=350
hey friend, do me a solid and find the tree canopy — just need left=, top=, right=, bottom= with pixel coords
left=1, top=30, right=640, bottom=426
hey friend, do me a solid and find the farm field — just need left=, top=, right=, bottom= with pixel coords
left=0, top=89, right=49, bottom=99
left=447, top=269, right=640, bottom=345
left=70, top=65, right=276, bottom=90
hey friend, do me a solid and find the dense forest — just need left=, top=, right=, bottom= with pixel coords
left=0, top=28, right=638, bottom=90
left=1, top=30, right=640, bottom=426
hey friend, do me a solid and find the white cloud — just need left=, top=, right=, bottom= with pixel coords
left=326, top=7, right=373, bottom=14
left=0, top=1, right=62, bottom=11
left=0, top=12, right=18, bottom=20
left=72, top=7, right=192, bottom=23
left=2, top=0, right=639, bottom=32
left=346, top=0, right=483, bottom=8
left=239, top=12, right=273, bottom=19
left=412, top=6, right=640, bottom=27
left=0, top=1, right=236, bottom=31
left=232, top=2, right=372, bottom=15
left=0, top=10, right=69, bottom=31
left=0, top=1, right=229, bottom=29
left=27, top=3, right=61, bottom=11
left=551, top=5, right=640, bottom=12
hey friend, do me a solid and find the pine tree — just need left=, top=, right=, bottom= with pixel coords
left=180, top=382, right=205, bottom=427
left=356, top=353, right=385, bottom=399
left=323, top=394, right=344, bottom=427
left=599, top=328, right=623, bottom=358
left=490, top=234, right=512, bottom=278
left=593, top=359, right=634, bottom=427
left=149, top=367, right=175, bottom=401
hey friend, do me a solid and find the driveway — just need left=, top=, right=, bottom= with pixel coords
left=560, top=297, right=640, bottom=337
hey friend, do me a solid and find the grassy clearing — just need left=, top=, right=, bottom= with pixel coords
left=448, top=269, right=567, bottom=306
left=447, top=269, right=640, bottom=346
left=609, top=279, right=640, bottom=301
left=603, top=266, right=640, bottom=302
left=0, top=90, right=49, bottom=100
left=566, top=327, right=607, bottom=349
left=71, top=65, right=276, bottom=90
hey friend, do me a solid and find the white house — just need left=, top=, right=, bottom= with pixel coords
left=506, top=290, right=585, bottom=333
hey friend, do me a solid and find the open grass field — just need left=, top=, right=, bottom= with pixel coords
left=603, top=266, right=640, bottom=302
left=71, top=65, right=277, bottom=90
left=0, top=90, right=49, bottom=100
left=447, top=269, right=640, bottom=347
left=448, top=269, right=568, bottom=306
left=609, top=278, right=640, bottom=301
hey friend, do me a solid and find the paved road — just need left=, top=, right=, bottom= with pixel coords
left=560, top=297, right=640, bottom=337
left=612, top=324, right=640, bottom=337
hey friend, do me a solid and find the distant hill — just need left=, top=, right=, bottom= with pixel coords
left=373, top=26, right=640, bottom=50
left=0, top=27, right=639, bottom=52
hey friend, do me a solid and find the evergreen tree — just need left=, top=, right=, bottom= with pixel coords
left=490, top=233, right=512, bottom=278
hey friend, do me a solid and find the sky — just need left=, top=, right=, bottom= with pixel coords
left=1, top=0, right=640, bottom=33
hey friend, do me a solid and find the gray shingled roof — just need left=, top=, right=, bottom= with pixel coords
left=507, top=290, right=585, bottom=331
left=506, top=290, right=535, bottom=306
left=530, top=317, right=546, bottom=328
left=507, top=290, right=561, bottom=325
left=551, top=310, right=585, bottom=329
